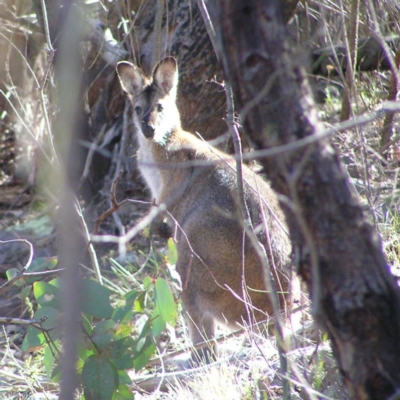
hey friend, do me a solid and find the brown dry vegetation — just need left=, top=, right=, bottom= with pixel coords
left=0, top=0, right=400, bottom=399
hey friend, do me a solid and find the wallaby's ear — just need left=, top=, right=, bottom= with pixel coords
left=153, top=57, right=178, bottom=95
left=116, top=61, right=144, bottom=96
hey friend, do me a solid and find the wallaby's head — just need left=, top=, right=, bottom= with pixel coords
left=116, top=57, right=180, bottom=144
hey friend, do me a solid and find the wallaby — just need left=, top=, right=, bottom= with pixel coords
left=116, top=57, right=292, bottom=362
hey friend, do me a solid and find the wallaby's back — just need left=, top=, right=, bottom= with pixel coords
left=117, top=58, right=291, bottom=361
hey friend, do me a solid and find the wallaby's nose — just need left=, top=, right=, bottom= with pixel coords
left=142, top=122, right=155, bottom=139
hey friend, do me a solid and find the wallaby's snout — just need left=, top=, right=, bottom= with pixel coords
left=140, top=110, right=155, bottom=139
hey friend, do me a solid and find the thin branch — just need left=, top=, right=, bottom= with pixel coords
left=75, top=201, right=102, bottom=285
left=93, top=170, right=130, bottom=234
left=40, top=0, right=55, bottom=52
left=0, top=317, right=42, bottom=330
left=0, top=239, right=34, bottom=294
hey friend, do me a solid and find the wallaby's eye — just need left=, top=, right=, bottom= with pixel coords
left=157, top=104, right=163, bottom=112
left=135, top=106, right=142, bottom=115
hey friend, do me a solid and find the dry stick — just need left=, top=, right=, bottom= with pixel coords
left=198, top=1, right=290, bottom=396
left=75, top=201, right=102, bottom=285
left=40, top=0, right=54, bottom=52
left=88, top=102, right=400, bottom=189
left=90, top=101, right=400, bottom=247
left=354, top=1, right=387, bottom=229
left=111, top=99, right=132, bottom=236
left=365, top=0, right=400, bottom=161
left=366, top=2, right=400, bottom=81
left=380, top=48, right=400, bottom=158
left=339, top=0, right=360, bottom=122
left=93, top=170, right=129, bottom=234
left=38, top=0, right=57, bottom=160
left=153, top=0, right=164, bottom=68
left=0, top=32, right=54, bottom=165
left=79, top=125, right=106, bottom=184
left=0, top=317, right=42, bottom=329
left=225, top=84, right=262, bottom=355
left=366, top=0, right=400, bottom=160
left=0, top=239, right=33, bottom=294
left=0, top=268, right=65, bottom=295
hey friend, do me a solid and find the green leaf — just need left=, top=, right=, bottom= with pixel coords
left=154, top=277, right=177, bottom=326
left=82, top=314, right=93, bottom=335
left=26, top=257, right=58, bottom=283
left=112, top=305, right=133, bottom=325
left=82, top=355, right=119, bottom=400
left=117, top=370, right=132, bottom=385
left=165, top=263, right=182, bottom=291
left=92, top=320, right=115, bottom=349
left=10, top=215, right=53, bottom=237
left=114, top=319, right=133, bottom=340
left=44, top=342, right=57, bottom=380
left=106, top=338, right=135, bottom=370
left=22, top=325, right=45, bottom=351
left=142, top=276, right=154, bottom=292
left=34, top=306, right=61, bottom=333
left=133, top=343, right=156, bottom=371
left=93, top=320, right=115, bottom=334
left=6, top=268, right=23, bottom=287
left=81, top=279, right=113, bottom=319
left=135, top=315, right=149, bottom=353
left=151, top=309, right=166, bottom=337
left=167, top=238, right=178, bottom=265
left=51, top=363, right=61, bottom=383
left=20, top=286, right=31, bottom=299
left=33, top=281, right=61, bottom=310
left=134, top=291, right=146, bottom=312
left=112, top=384, right=133, bottom=400
left=77, top=337, right=95, bottom=362
left=124, top=289, right=141, bottom=307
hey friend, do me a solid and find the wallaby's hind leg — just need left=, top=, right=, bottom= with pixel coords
left=183, top=296, right=216, bottom=364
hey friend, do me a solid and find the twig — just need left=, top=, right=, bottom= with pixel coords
left=40, top=0, right=55, bottom=52
left=0, top=317, right=42, bottom=330
left=93, top=170, right=129, bottom=234
left=109, top=101, right=400, bottom=171
left=75, top=201, right=102, bottom=285
left=339, top=0, right=359, bottom=121
left=153, top=0, right=165, bottom=67
left=91, top=203, right=166, bottom=259
left=0, top=239, right=33, bottom=294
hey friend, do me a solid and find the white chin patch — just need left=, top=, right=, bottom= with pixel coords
left=154, top=115, right=175, bottom=144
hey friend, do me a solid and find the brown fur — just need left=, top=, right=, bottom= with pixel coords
left=116, top=57, right=292, bottom=362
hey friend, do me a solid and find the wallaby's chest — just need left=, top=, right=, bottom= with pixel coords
left=137, top=140, right=163, bottom=202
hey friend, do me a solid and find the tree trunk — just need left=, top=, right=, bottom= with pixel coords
left=206, top=1, right=400, bottom=399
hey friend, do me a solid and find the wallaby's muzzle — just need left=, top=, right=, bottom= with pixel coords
left=142, top=122, right=155, bottom=139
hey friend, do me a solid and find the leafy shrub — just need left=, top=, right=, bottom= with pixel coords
left=8, top=240, right=179, bottom=400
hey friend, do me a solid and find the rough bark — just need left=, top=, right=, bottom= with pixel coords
left=206, top=1, right=400, bottom=399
